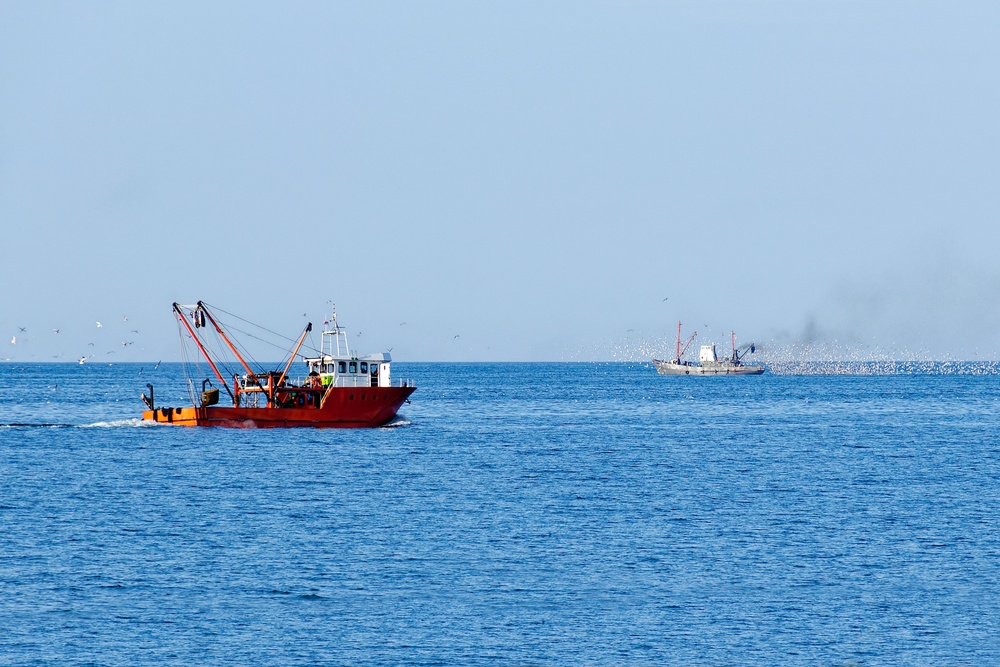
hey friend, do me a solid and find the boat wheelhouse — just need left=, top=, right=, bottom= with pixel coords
left=301, top=309, right=394, bottom=389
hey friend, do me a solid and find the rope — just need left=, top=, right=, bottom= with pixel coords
left=202, top=302, right=324, bottom=358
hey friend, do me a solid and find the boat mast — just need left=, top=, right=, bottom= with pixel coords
left=674, top=321, right=697, bottom=363
left=323, top=306, right=349, bottom=357
left=196, top=301, right=273, bottom=403
left=173, top=303, right=234, bottom=403
left=197, top=301, right=256, bottom=379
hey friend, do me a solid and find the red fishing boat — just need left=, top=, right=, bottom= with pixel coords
left=141, top=302, right=415, bottom=427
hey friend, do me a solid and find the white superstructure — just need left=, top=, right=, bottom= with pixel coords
left=302, top=307, right=395, bottom=388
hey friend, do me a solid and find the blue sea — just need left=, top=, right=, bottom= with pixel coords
left=2, top=362, right=999, bottom=665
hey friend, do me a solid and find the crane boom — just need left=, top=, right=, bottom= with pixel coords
left=674, top=321, right=697, bottom=362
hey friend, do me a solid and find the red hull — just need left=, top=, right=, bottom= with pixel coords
left=143, top=386, right=416, bottom=428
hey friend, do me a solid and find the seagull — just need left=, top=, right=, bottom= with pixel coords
left=130, top=330, right=139, bottom=334
left=453, top=334, right=460, bottom=339
left=53, top=329, right=60, bottom=334
left=154, top=360, right=160, bottom=370
left=88, top=342, right=95, bottom=346
left=18, top=327, right=25, bottom=332
left=399, top=322, right=406, bottom=326
left=10, top=336, right=15, bottom=345
left=662, top=297, right=669, bottom=302
left=123, top=315, right=128, bottom=322
left=96, top=322, right=102, bottom=328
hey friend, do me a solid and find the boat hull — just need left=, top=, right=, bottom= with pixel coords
left=653, top=359, right=764, bottom=376
left=142, top=386, right=416, bottom=428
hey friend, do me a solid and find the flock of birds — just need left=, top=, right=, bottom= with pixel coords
left=7, top=315, right=141, bottom=363
left=7, top=296, right=992, bottom=374
left=6, top=305, right=426, bottom=363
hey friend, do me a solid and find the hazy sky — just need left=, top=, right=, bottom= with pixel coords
left=2, top=1, right=998, bottom=362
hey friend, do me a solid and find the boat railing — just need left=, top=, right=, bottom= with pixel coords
left=288, top=376, right=416, bottom=389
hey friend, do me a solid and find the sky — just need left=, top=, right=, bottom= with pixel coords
left=2, top=1, right=999, bottom=362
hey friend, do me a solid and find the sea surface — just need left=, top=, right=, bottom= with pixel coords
left=1, top=362, right=999, bottom=665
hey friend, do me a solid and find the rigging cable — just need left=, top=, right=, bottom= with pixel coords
left=203, top=301, right=324, bottom=357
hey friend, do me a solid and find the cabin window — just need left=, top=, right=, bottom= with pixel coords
left=338, top=361, right=346, bottom=374
left=349, top=361, right=357, bottom=373
left=324, top=363, right=334, bottom=373
left=360, top=362, right=368, bottom=373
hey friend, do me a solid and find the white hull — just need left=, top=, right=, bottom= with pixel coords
left=653, top=359, right=764, bottom=376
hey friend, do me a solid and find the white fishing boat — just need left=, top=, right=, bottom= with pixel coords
left=653, top=321, right=764, bottom=376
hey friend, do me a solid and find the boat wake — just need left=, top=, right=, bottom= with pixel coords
left=2, top=418, right=161, bottom=429
left=81, top=418, right=160, bottom=428
left=381, top=415, right=412, bottom=428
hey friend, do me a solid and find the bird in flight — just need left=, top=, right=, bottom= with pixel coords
left=662, top=297, right=669, bottom=302
left=10, top=336, right=15, bottom=345
left=96, top=322, right=102, bottom=328
left=18, top=327, right=25, bottom=332
left=53, top=329, right=60, bottom=334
